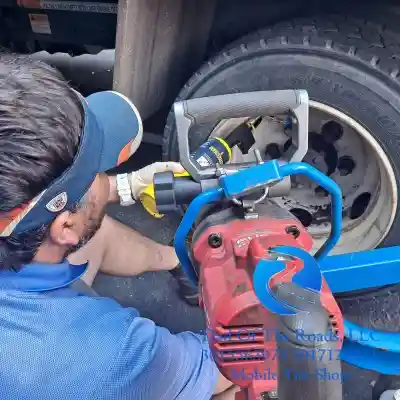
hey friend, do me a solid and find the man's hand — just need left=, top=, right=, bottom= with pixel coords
left=129, top=162, right=185, bottom=200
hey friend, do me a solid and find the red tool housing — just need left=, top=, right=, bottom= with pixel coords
left=191, top=204, right=344, bottom=399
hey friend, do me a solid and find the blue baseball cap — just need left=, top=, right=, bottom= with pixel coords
left=0, top=90, right=143, bottom=237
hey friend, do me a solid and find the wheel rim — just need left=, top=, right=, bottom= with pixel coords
left=210, top=101, right=398, bottom=255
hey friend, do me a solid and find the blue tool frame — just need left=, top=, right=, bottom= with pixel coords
left=174, top=160, right=400, bottom=375
left=320, top=247, right=400, bottom=293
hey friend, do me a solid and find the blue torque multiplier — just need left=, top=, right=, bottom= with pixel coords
left=174, top=159, right=400, bottom=375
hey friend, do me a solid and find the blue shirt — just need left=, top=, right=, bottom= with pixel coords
left=0, top=261, right=218, bottom=399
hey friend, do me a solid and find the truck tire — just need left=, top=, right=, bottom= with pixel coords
left=163, top=15, right=400, bottom=329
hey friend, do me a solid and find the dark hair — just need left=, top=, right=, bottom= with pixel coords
left=0, top=55, right=84, bottom=270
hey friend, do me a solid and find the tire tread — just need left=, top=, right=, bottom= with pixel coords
left=163, top=14, right=400, bottom=160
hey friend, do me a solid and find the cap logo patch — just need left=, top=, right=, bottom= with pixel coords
left=46, top=192, right=68, bottom=213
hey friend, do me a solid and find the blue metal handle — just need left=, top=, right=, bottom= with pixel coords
left=221, top=161, right=342, bottom=258
left=174, top=188, right=224, bottom=285
left=320, top=246, right=400, bottom=293
left=345, top=320, right=400, bottom=353
left=341, top=340, right=400, bottom=375
left=175, top=161, right=343, bottom=284
left=278, top=162, right=343, bottom=259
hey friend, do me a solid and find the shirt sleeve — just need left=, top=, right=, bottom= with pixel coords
left=96, top=312, right=219, bottom=400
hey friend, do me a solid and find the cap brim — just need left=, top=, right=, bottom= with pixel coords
left=86, top=91, right=143, bottom=171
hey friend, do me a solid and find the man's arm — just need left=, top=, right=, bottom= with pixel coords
left=104, top=163, right=236, bottom=398
left=214, top=374, right=236, bottom=396
left=213, top=385, right=240, bottom=399
left=96, top=313, right=234, bottom=400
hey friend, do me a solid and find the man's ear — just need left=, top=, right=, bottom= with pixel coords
left=48, top=211, right=81, bottom=246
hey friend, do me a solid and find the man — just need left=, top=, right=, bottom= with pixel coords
left=0, top=55, right=236, bottom=399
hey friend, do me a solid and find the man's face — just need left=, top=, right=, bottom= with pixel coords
left=47, top=173, right=110, bottom=257
left=70, top=173, right=110, bottom=254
